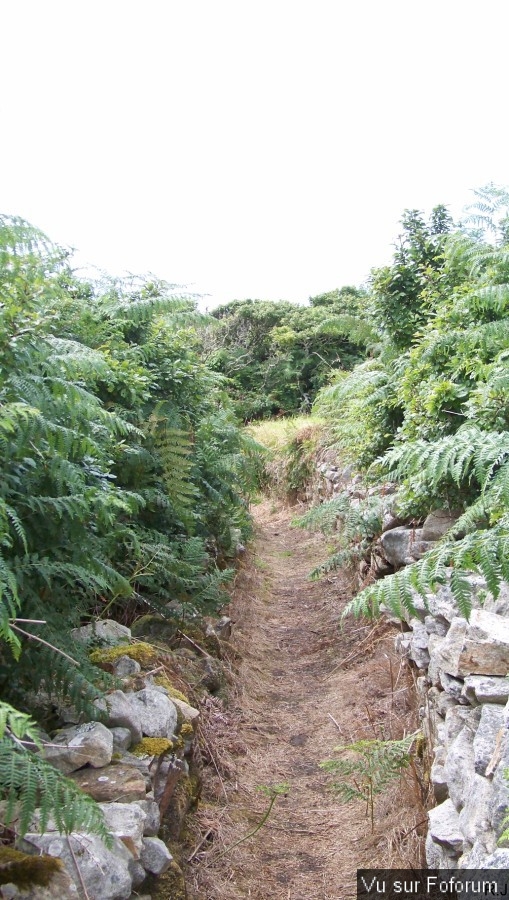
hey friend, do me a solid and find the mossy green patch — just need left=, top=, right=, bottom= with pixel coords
left=154, top=675, right=190, bottom=705
left=0, top=847, right=62, bottom=888
left=89, top=641, right=157, bottom=666
left=131, top=737, right=173, bottom=757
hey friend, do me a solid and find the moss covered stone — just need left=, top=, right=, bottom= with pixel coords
left=132, top=737, right=174, bottom=757
left=153, top=675, right=190, bottom=705
left=89, top=641, right=157, bottom=667
left=0, top=847, right=62, bottom=888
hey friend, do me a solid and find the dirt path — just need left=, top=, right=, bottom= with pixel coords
left=190, top=500, right=424, bottom=900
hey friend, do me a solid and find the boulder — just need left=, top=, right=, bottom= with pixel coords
left=71, top=620, right=131, bottom=646
left=444, top=706, right=480, bottom=750
left=490, top=730, right=509, bottom=838
left=139, top=837, right=173, bottom=875
left=98, top=802, right=147, bottom=857
left=408, top=619, right=430, bottom=669
left=439, top=671, right=464, bottom=701
left=473, top=704, right=505, bottom=776
left=443, top=722, right=477, bottom=811
left=131, top=689, right=178, bottom=739
left=379, top=527, right=431, bottom=568
left=431, top=610, right=509, bottom=678
left=94, top=691, right=142, bottom=744
left=20, top=833, right=132, bottom=900
left=110, top=727, right=133, bottom=753
left=170, top=697, right=200, bottom=727
left=484, top=581, right=509, bottom=617
left=69, top=763, right=147, bottom=803
left=133, top=798, right=161, bottom=836
left=427, top=798, right=464, bottom=853
left=422, top=509, right=460, bottom=542
left=43, top=723, right=113, bottom=775
left=461, top=675, right=509, bottom=706
left=482, top=849, right=509, bottom=869
left=458, top=774, right=494, bottom=845
left=112, top=656, right=141, bottom=677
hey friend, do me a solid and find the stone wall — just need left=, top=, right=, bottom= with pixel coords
left=7, top=616, right=232, bottom=900
left=395, top=577, right=509, bottom=868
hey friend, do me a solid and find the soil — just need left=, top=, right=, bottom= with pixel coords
left=188, top=499, right=427, bottom=900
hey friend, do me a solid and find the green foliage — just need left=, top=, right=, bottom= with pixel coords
left=0, top=215, right=262, bottom=843
left=320, top=734, right=416, bottom=830
left=294, top=493, right=383, bottom=576
left=206, top=292, right=370, bottom=421
left=0, top=738, right=111, bottom=841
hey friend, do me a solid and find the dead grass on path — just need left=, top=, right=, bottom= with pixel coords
left=187, top=499, right=427, bottom=900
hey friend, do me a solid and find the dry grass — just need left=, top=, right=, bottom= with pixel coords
left=246, top=415, right=324, bottom=451
left=186, top=499, right=426, bottom=900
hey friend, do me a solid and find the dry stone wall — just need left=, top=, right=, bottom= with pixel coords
left=393, top=577, right=509, bottom=869
left=307, top=457, right=509, bottom=868
left=6, top=616, right=232, bottom=900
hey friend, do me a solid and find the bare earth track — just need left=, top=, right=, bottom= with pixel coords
left=189, top=500, right=425, bottom=900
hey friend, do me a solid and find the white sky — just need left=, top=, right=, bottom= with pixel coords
left=1, top=1, right=508, bottom=308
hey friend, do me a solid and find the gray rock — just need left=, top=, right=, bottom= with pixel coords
left=129, top=859, right=147, bottom=889
left=422, top=509, right=460, bottom=542
left=462, top=675, right=509, bottom=706
left=409, top=619, right=430, bottom=668
left=430, top=758, right=449, bottom=804
left=214, top=615, right=232, bottom=640
left=70, top=762, right=148, bottom=802
left=424, top=614, right=449, bottom=637
left=439, top=671, right=464, bottom=701
left=427, top=634, right=446, bottom=686
left=20, top=832, right=133, bottom=900
left=140, top=837, right=173, bottom=875
left=98, top=801, right=147, bottom=856
left=111, top=727, right=133, bottom=752
left=170, top=697, right=200, bottom=727
left=490, top=730, right=509, bottom=837
left=484, top=581, right=509, bottom=616
left=425, top=830, right=459, bottom=868
left=432, top=610, right=509, bottom=677
left=132, top=689, right=178, bottom=738
left=444, top=722, right=476, bottom=811
left=428, top=798, right=464, bottom=852
left=461, top=834, right=497, bottom=868
left=380, top=527, right=428, bottom=568
left=94, top=691, right=142, bottom=744
left=133, top=798, right=161, bottom=836
left=473, top=704, right=505, bottom=775
left=458, top=774, right=494, bottom=845
left=482, top=848, right=509, bottom=868
left=43, top=722, right=113, bottom=775
left=444, top=705, right=480, bottom=749
left=72, top=619, right=131, bottom=646
left=113, top=656, right=141, bottom=677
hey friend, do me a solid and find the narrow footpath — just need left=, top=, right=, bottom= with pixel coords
left=190, top=500, right=424, bottom=900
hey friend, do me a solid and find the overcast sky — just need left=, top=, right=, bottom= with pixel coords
left=1, top=1, right=507, bottom=308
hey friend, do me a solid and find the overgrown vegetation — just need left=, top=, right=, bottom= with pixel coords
left=306, top=186, right=509, bottom=620
left=0, top=216, right=260, bottom=837
left=204, top=290, right=371, bottom=421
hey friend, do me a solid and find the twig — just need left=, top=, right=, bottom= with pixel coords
left=10, top=623, right=79, bottom=665
left=177, top=629, right=213, bottom=659
left=327, top=713, right=344, bottom=735
left=187, top=827, right=214, bottom=863
left=211, top=790, right=281, bottom=862
left=198, top=727, right=228, bottom=802
left=67, top=836, right=91, bottom=900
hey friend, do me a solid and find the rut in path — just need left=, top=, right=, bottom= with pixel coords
left=191, top=500, right=423, bottom=900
